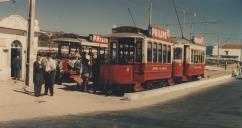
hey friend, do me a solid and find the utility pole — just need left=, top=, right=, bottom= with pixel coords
left=217, top=34, right=220, bottom=66
left=241, top=39, right=242, bottom=62
left=25, top=0, right=35, bottom=86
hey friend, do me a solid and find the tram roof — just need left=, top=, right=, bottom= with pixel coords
left=52, top=38, right=82, bottom=44
left=171, top=37, right=205, bottom=47
left=106, top=32, right=145, bottom=38
left=171, top=37, right=193, bottom=44
left=112, top=26, right=147, bottom=32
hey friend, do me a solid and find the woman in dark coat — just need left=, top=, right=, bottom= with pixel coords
left=33, top=56, right=45, bottom=97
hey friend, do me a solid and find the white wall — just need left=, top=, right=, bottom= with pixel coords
left=0, top=15, right=39, bottom=84
left=212, top=45, right=242, bottom=61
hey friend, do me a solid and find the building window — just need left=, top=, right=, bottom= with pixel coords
left=225, top=51, right=229, bottom=56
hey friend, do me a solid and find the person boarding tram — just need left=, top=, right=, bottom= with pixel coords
left=81, top=58, right=90, bottom=92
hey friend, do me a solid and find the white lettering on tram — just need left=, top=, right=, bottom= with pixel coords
left=149, top=26, right=170, bottom=41
left=90, top=34, right=109, bottom=44
left=152, top=66, right=168, bottom=71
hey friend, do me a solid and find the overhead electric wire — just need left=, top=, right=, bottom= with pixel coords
left=128, top=8, right=136, bottom=27
left=172, top=0, right=184, bottom=38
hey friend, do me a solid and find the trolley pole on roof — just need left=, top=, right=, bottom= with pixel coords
left=148, top=0, right=152, bottom=27
left=25, top=0, right=36, bottom=86
left=172, top=0, right=184, bottom=39
left=128, top=8, right=136, bottom=27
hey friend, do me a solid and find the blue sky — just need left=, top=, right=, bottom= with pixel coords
left=0, top=0, right=241, bottom=45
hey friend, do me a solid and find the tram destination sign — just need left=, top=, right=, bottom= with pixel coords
left=89, top=34, right=109, bottom=44
left=148, top=26, right=170, bottom=41
left=192, top=36, right=204, bottom=45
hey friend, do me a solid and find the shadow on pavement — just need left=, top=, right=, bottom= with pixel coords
left=13, top=89, right=34, bottom=96
left=59, top=85, right=81, bottom=92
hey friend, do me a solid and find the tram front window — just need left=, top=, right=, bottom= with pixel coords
left=174, top=47, right=182, bottom=60
left=110, top=38, right=142, bottom=64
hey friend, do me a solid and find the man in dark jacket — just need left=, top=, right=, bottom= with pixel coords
left=33, top=55, right=45, bottom=97
left=13, top=56, right=21, bottom=80
left=92, top=58, right=100, bottom=93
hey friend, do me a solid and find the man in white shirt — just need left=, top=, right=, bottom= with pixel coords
left=44, top=54, right=56, bottom=96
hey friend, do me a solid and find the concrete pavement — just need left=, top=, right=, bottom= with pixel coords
left=0, top=78, right=241, bottom=128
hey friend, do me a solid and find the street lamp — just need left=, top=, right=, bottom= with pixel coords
left=0, top=0, right=15, bottom=4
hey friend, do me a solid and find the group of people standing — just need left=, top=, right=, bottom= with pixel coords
left=33, top=54, right=56, bottom=97
left=33, top=51, right=103, bottom=97
left=66, top=51, right=98, bottom=92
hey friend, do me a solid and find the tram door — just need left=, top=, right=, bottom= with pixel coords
left=183, top=45, right=190, bottom=74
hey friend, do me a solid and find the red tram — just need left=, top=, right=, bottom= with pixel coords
left=172, top=37, right=206, bottom=83
left=99, top=25, right=206, bottom=94
left=100, top=26, right=174, bottom=93
left=53, top=34, right=108, bottom=84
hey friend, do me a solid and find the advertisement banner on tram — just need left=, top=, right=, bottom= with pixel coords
left=192, top=36, right=204, bottom=46
left=148, top=26, right=170, bottom=41
left=89, top=34, right=109, bottom=44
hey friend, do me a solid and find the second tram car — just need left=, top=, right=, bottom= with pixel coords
left=172, top=37, right=206, bottom=82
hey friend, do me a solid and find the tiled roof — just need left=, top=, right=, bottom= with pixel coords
left=220, top=44, right=242, bottom=49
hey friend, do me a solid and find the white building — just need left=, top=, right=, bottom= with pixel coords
left=0, top=15, right=39, bottom=83
left=212, top=44, right=242, bottom=61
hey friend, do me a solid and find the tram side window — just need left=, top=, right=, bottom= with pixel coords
left=174, top=47, right=182, bottom=60
left=199, top=50, right=201, bottom=64
left=158, top=44, right=163, bottom=63
left=195, top=50, right=198, bottom=64
left=147, top=42, right=152, bottom=62
left=191, top=49, right=194, bottom=63
left=167, top=45, right=171, bottom=63
left=199, top=50, right=202, bottom=63
left=129, top=44, right=135, bottom=62
left=163, top=44, right=167, bottom=63
left=111, top=42, right=117, bottom=63
left=202, top=51, right=205, bottom=63
left=136, top=41, right=142, bottom=63
left=153, top=43, right=158, bottom=62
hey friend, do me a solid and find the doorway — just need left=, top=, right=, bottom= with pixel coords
left=11, top=40, right=22, bottom=79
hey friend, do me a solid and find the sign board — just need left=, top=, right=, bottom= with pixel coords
left=89, top=34, right=109, bottom=44
left=149, top=26, right=170, bottom=41
left=192, top=36, right=204, bottom=45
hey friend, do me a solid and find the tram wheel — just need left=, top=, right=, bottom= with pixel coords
left=143, top=81, right=153, bottom=90
left=161, top=80, right=168, bottom=87
left=113, top=85, right=124, bottom=96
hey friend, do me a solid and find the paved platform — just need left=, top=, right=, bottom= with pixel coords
left=0, top=66, right=235, bottom=122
